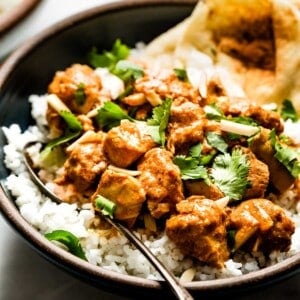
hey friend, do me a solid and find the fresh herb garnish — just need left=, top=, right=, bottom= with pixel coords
left=281, top=99, right=298, bottom=122
left=60, top=110, right=83, bottom=132
left=204, top=104, right=224, bottom=121
left=95, top=101, right=134, bottom=130
left=211, top=148, right=250, bottom=201
left=174, top=143, right=210, bottom=182
left=95, top=195, right=116, bottom=218
left=229, top=116, right=259, bottom=126
left=45, top=230, right=87, bottom=260
left=40, top=111, right=82, bottom=161
left=74, top=83, right=86, bottom=105
left=270, top=129, right=300, bottom=178
left=95, top=98, right=171, bottom=145
left=174, top=68, right=188, bottom=81
left=206, top=132, right=228, bottom=154
left=113, top=60, right=144, bottom=83
left=174, top=155, right=209, bottom=181
left=87, top=39, right=130, bottom=70
left=147, top=98, right=172, bottom=146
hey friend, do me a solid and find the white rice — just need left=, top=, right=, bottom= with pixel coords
left=2, top=94, right=300, bottom=281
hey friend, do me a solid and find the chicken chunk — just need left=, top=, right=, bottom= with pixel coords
left=134, top=68, right=202, bottom=105
left=166, top=196, right=230, bottom=268
left=104, top=120, right=156, bottom=168
left=137, top=148, right=184, bottom=218
left=56, top=131, right=107, bottom=192
left=48, top=64, right=102, bottom=114
left=215, top=96, right=284, bottom=133
left=93, top=169, right=146, bottom=227
left=249, top=128, right=295, bottom=193
left=230, top=198, right=295, bottom=253
left=167, top=98, right=206, bottom=153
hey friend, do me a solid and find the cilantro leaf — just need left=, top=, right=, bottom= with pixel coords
left=189, top=143, right=202, bottom=158
left=40, top=111, right=82, bottom=162
left=204, top=104, right=224, bottom=121
left=74, top=83, right=86, bottom=106
left=95, top=195, right=116, bottom=219
left=45, top=230, right=87, bottom=261
left=229, top=116, right=258, bottom=126
left=211, top=148, right=250, bottom=201
left=113, top=60, right=144, bottom=83
left=174, top=68, right=188, bottom=81
left=87, top=39, right=130, bottom=70
left=270, top=129, right=300, bottom=178
left=206, top=132, right=228, bottom=154
left=147, top=98, right=172, bottom=146
left=59, top=110, right=83, bottom=132
left=95, top=101, right=134, bottom=130
left=173, top=155, right=210, bottom=182
left=189, top=142, right=216, bottom=165
left=281, top=99, right=298, bottom=122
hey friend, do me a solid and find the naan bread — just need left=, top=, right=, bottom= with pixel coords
left=145, top=0, right=300, bottom=112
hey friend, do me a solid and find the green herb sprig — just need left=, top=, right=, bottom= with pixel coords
left=40, top=111, right=82, bottom=163
left=96, top=98, right=172, bottom=146
left=270, top=129, right=300, bottom=178
left=45, top=230, right=87, bottom=260
left=95, top=195, right=117, bottom=218
left=281, top=99, right=299, bottom=122
left=211, top=148, right=250, bottom=201
left=174, top=143, right=210, bottom=182
left=88, top=39, right=130, bottom=70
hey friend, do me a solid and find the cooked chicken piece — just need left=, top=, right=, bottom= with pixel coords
left=166, top=196, right=230, bottom=268
left=167, top=120, right=205, bottom=154
left=56, top=131, right=107, bottom=192
left=48, top=64, right=102, bottom=114
left=238, top=147, right=270, bottom=199
left=215, top=96, right=284, bottom=133
left=93, top=169, right=146, bottom=227
left=137, top=148, right=184, bottom=218
left=134, top=68, right=202, bottom=105
left=185, top=180, right=224, bottom=200
left=104, top=120, right=156, bottom=168
left=167, top=98, right=207, bottom=153
left=249, top=128, right=295, bottom=193
left=230, top=198, right=295, bottom=253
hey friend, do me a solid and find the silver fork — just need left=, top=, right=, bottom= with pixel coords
left=23, top=142, right=194, bottom=300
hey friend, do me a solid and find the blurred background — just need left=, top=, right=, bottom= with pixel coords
left=0, top=1, right=299, bottom=299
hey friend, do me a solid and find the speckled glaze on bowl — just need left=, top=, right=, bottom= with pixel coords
left=0, top=0, right=40, bottom=36
left=0, top=1, right=299, bottom=298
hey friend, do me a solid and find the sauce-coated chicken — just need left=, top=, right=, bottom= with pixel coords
left=250, top=128, right=295, bottom=193
left=230, top=198, right=295, bottom=253
left=104, top=120, right=156, bottom=168
left=56, top=131, right=107, bottom=194
left=137, top=148, right=184, bottom=218
left=166, top=196, right=230, bottom=268
left=48, top=64, right=102, bottom=114
left=93, top=169, right=146, bottom=227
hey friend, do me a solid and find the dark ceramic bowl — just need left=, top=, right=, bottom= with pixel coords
left=0, top=1, right=299, bottom=298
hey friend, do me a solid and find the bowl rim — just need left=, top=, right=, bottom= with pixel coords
left=0, top=0, right=299, bottom=294
left=0, top=0, right=41, bottom=37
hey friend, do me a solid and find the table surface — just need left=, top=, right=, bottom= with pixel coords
left=0, top=1, right=299, bottom=299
